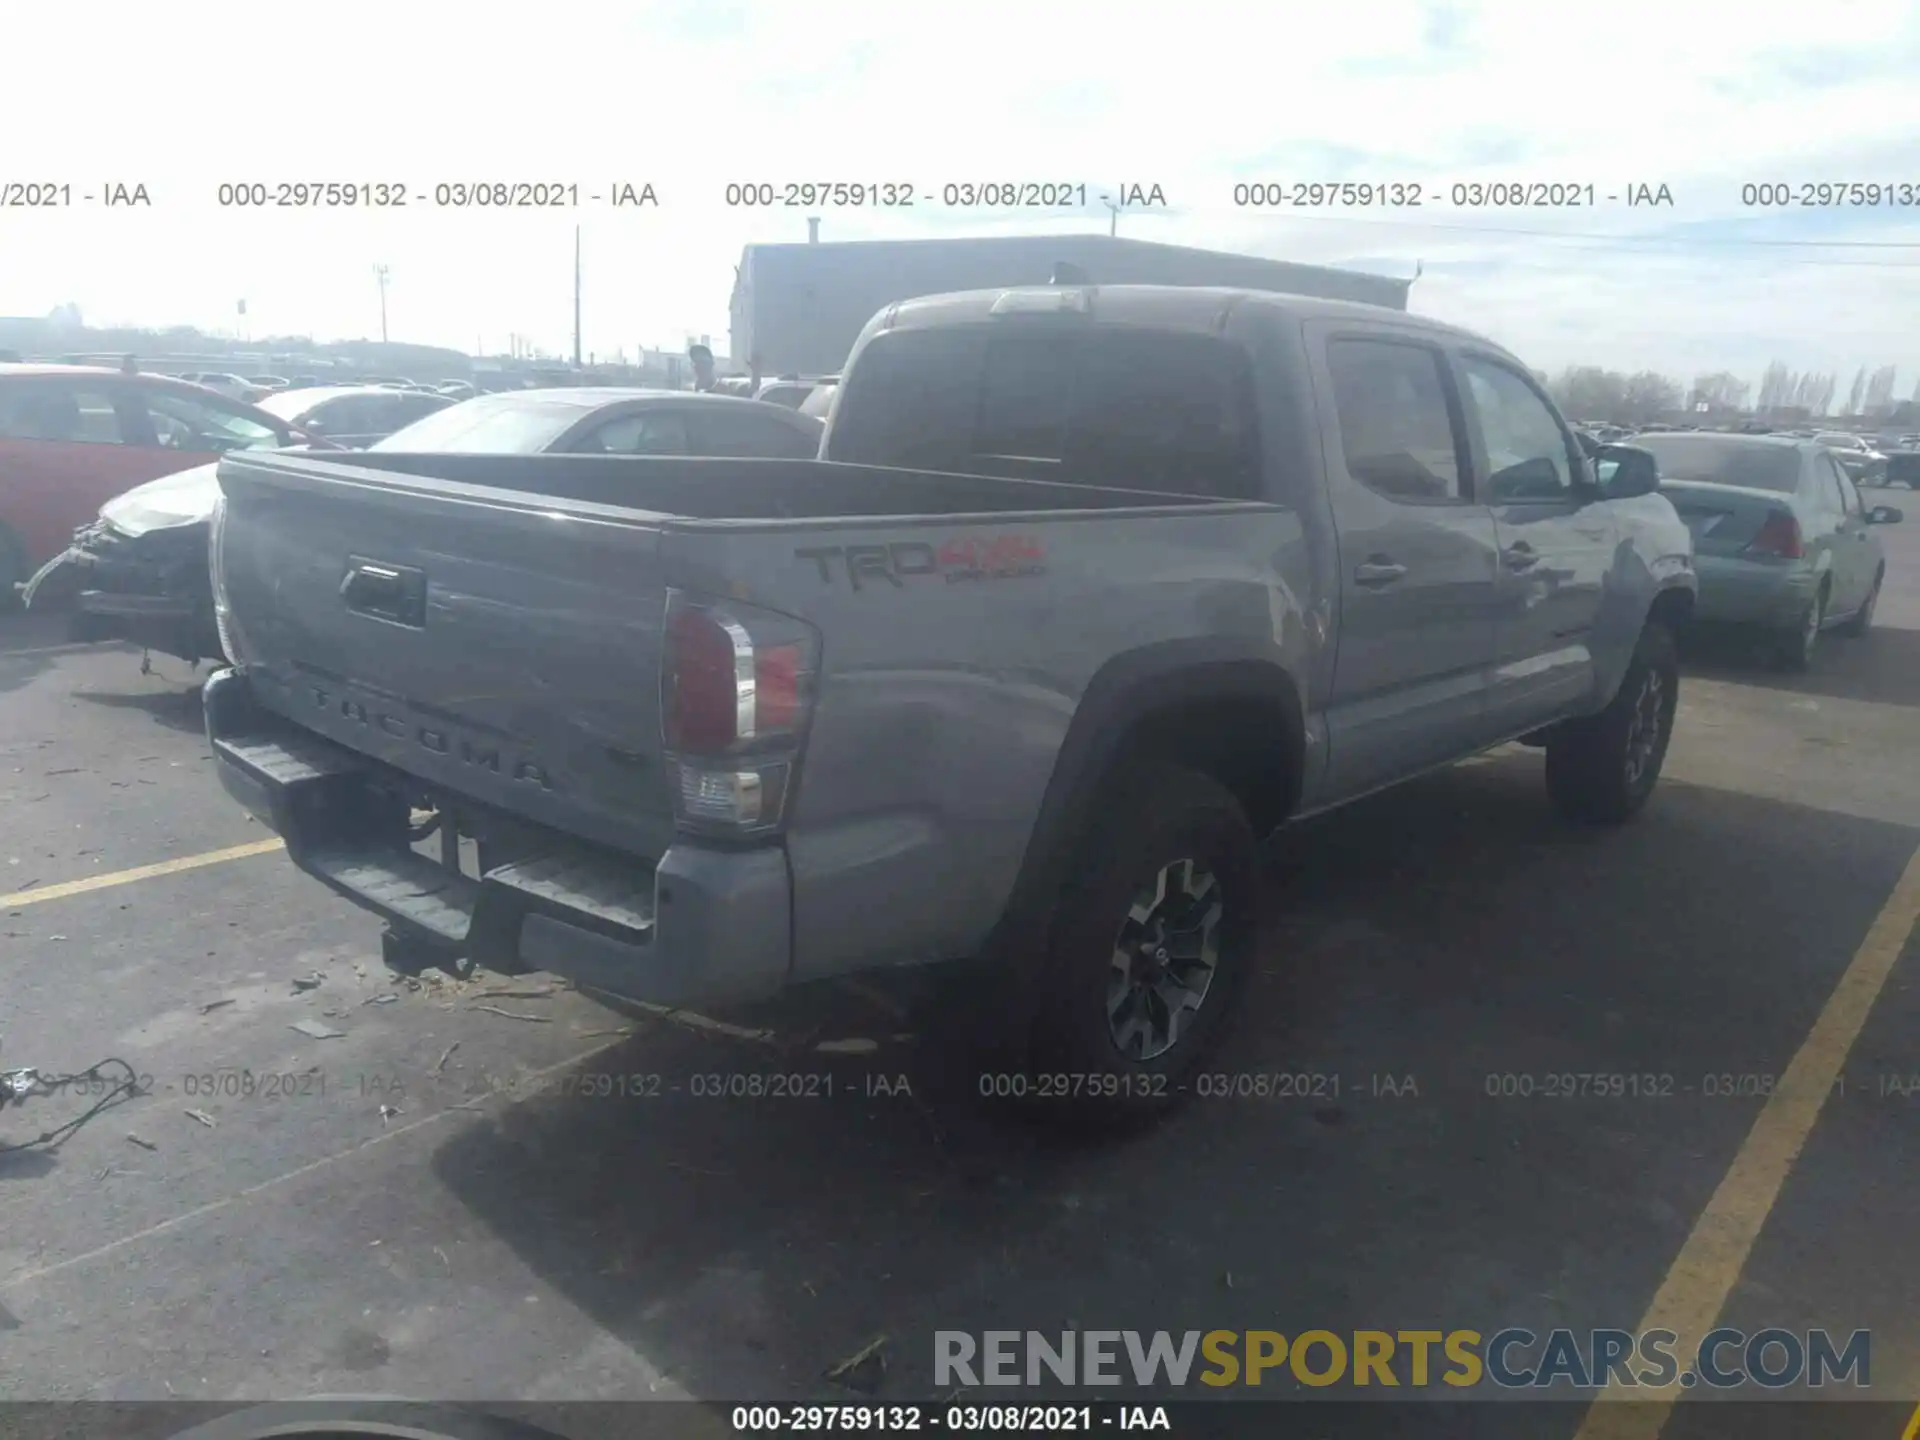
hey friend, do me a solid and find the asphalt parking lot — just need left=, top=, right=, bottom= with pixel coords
left=3, top=493, right=1919, bottom=1437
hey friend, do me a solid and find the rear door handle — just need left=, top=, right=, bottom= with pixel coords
left=1502, top=543, right=1539, bottom=571
left=1353, top=559, right=1408, bottom=588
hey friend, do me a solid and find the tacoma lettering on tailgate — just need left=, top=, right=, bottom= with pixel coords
left=308, top=685, right=554, bottom=790
left=796, top=537, right=1046, bottom=591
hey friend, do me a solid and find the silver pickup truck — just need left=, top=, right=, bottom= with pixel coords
left=202, top=284, right=1695, bottom=1119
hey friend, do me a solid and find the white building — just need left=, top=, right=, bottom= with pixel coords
left=729, top=233, right=1412, bottom=379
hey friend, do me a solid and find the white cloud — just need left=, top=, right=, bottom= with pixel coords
left=4, top=0, right=1917, bottom=384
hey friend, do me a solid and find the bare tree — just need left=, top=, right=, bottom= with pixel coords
left=1846, top=366, right=1867, bottom=415
left=1865, top=364, right=1898, bottom=416
left=1550, top=366, right=1628, bottom=423
left=1690, top=372, right=1750, bottom=410
left=1756, top=360, right=1794, bottom=412
left=1621, top=371, right=1684, bottom=425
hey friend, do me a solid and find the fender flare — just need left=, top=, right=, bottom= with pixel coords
left=987, top=635, right=1307, bottom=966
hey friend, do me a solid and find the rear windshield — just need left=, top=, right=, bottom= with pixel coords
left=1630, top=436, right=1801, bottom=493
left=370, top=396, right=588, bottom=454
left=827, top=323, right=1262, bottom=498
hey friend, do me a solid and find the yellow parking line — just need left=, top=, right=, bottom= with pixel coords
left=0, top=838, right=284, bottom=909
left=1902, top=1401, right=1920, bottom=1440
left=1574, top=843, right=1920, bottom=1440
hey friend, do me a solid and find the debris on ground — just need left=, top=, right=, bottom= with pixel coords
left=824, top=1334, right=889, bottom=1393
left=362, top=993, right=399, bottom=1006
left=290, top=1018, right=346, bottom=1040
left=649, top=1006, right=777, bottom=1045
left=433, top=1042, right=460, bottom=1073
left=816, top=1038, right=880, bottom=1056
left=184, top=1109, right=216, bottom=1128
left=378, top=1104, right=402, bottom=1124
left=471, top=1004, right=550, bottom=1022
left=198, top=999, right=235, bottom=1014
left=125, top=1133, right=157, bottom=1151
left=47, top=935, right=67, bottom=942
left=473, top=985, right=557, bottom=1000
left=573, top=1027, right=632, bottom=1039
left=290, top=971, right=326, bottom=992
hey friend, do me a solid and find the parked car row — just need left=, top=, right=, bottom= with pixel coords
left=1625, top=431, right=1901, bottom=669
left=8, top=372, right=823, bottom=663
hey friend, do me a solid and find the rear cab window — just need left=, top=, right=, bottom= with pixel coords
left=827, top=323, right=1262, bottom=498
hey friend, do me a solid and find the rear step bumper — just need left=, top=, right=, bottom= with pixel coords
left=203, top=667, right=792, bottom=1008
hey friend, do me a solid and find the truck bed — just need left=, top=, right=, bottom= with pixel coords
left=207, top=446, right=1291, bottom=1001
left=287, top=449, right=1230, bottom=521
left=212, top=448, right=1268, bottom=851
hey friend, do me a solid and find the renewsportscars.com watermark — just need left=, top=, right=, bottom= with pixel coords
left=935, top=1328, right=1870, bottom=1390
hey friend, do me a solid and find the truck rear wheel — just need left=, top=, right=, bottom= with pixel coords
left=1544, top=620, right=1678, bottom=825
left=1023, top=761, right=1258, bottom=1128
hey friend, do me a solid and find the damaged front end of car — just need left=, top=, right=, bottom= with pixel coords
left=21, top=463, right=226, bottom=664
left=24, top=516, right=223, bottom=664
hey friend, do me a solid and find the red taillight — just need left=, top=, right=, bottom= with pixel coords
left=661, top=593, right=817, bottom=756
left=1746, top=510, right=1804, bottom=559
left=754, top=644, right=802, bottom=731
left=664, top=605, right=742, bottom=753
left=660, top=592, right=819, bottom=835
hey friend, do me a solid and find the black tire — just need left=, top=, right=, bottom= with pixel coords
left=1021, top=761, right=1259, bottom=1130
left=1545, top=620, right=1679, bottom=826
left=1838, top=568, right=1882, bottom=638
left=163, top=1401, right=572, bottom=1440
left=1773, top=582, right=1826, bottom=671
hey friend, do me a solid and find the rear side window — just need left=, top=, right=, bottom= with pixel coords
left=1815, top=455, right=1846, bottom=512
left=393, top=394, right=452, bottom=425
left=828, top=325, right=1261, bottom=498
left=0, top=381, right=129, bottom=444
left=1835, top=465, right=1863, bottom=516
left=693, top=409, right=821, bottom=459
left=579, top=410, right=692, bottom=455
left=1325, top=340, right=1464, bottom=501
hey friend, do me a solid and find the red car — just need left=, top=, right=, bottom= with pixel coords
left=0, top=364, right=312, bottom=602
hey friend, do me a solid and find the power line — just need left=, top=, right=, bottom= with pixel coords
left=1236, top=207, right=1920, bottom=249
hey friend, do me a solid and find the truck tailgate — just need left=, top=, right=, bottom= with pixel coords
left=215, top=450, right=678, bottom=859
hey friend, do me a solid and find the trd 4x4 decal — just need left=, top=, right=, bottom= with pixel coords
left=796, top=536, right=1046, bottom=590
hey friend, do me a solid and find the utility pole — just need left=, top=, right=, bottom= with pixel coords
left=572, top=226, right=583, bottom=369
left=373, top=264, right=390, bottom=343
left=1104, top=198, right=1120, bottom=236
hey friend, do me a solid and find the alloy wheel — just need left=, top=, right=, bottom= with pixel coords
left=1106, top=858, right=1224, bottom=1062
left=1623, top=668, right=1667, bottom=789
left=1800, top=592, right=1824, bottom=662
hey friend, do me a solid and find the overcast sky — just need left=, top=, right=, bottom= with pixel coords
left=5, top=0, right=1919, bottom=385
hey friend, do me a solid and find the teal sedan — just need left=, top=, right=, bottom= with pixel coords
left=1627, top=432, right=1903, bottom=670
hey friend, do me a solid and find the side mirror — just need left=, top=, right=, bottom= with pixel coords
left=1593, top=443, right=1660, bottom=499
left=1868, top=504, right=1904, bottom=525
